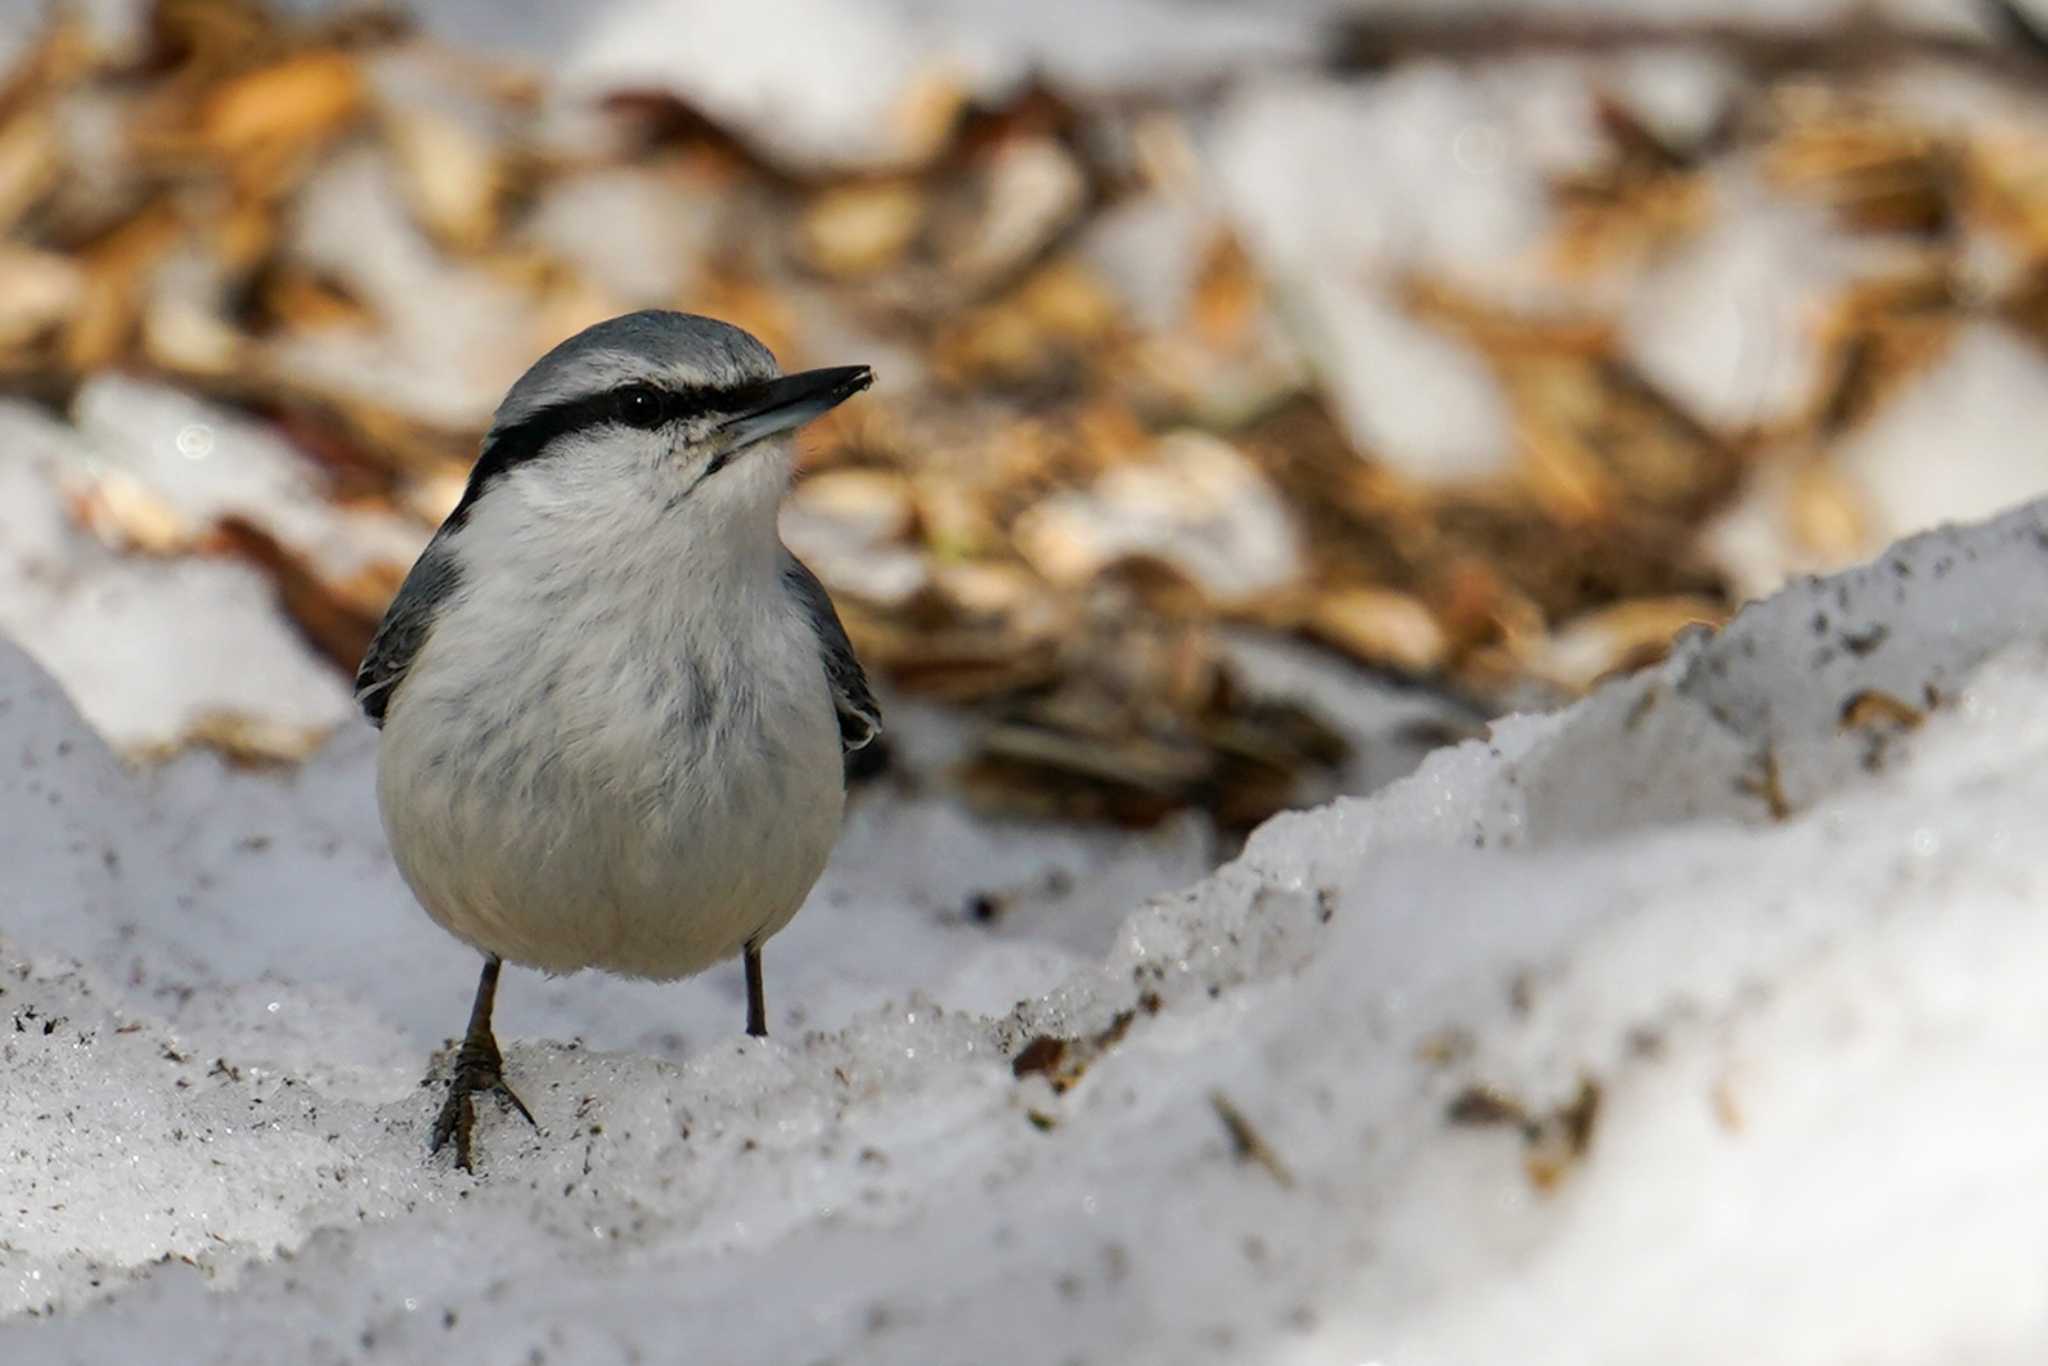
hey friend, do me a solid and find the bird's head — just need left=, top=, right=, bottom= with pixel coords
left=445, top=310, right=870, bottom=561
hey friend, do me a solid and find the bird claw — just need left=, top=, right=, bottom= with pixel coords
left=429, top=1032, right=535, bottom=1172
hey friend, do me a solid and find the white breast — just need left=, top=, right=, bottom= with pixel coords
left=374, top=503, right=846, bottom=981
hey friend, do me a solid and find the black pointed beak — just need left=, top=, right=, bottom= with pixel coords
left=717, top=365, right=873, bottom=450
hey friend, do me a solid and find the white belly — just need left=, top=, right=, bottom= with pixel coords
left=375, top=598, right=846, bottom=980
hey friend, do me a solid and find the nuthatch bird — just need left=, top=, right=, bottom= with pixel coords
left=356, top=311, right=879, bottom=1169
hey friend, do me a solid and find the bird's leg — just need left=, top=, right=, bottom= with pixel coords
left=744, top=941, right=768, bottom=1038
left=430, top=954, right=536, bottom=1171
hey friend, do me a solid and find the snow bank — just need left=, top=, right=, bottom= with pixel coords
left=9, top=500, right=2048, bottom=1361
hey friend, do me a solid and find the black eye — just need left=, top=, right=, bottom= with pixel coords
left=614, top=384, right=668, bottom=429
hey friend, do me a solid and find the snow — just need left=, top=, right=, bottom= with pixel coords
left=533, top=0, right=1316, bottom=172
left=390, top=0, right=2009, bottom=161
left=1621, top=168, right=1901, bottom=431
left=1206, top=67, right=1573, bottom=480
left=1208, top=64, right=1577, bottom=306
left=1369, top=0, right=1993, bottom=27
left=70, top=376, right=424, bottom=581
left=1837, top=323, right=2048, bottom=545
left=1607, top=46, right=1740, bottom=149
left=1077, top=192, right=1213, bottom=336
left=0, top=402, right=355, bottom=754
left=521, top=168, right=721, bottom=309
left=6, top=477, right=2048, bottom=1359
left=1271, top=285, right=1514, bottom=483
left=275, top=147, right=539, bottom=432
left=1012, top=431, right=1304, bottom=605
left=1706, top=325, right=2048, bottom=599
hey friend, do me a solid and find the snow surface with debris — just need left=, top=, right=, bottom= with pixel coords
left=6, top=481, right=2048, bottom=1361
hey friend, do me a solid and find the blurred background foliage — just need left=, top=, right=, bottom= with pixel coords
left=2, top=0, right=2047, bottom=830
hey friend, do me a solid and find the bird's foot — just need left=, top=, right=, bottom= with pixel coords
left=429, top=1030, right=536, bottom=1172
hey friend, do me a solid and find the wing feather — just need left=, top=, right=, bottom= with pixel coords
left=355, top=542, right=462, bottom=727
left=781, top=553, right=881, bottom=754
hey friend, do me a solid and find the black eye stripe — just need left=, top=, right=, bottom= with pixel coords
left=445, top=381, right=730, bottom=529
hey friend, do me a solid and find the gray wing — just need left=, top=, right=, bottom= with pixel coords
left=355, top=541, right=463, bottom=727
left=782, top=552, right=881, bottom=754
